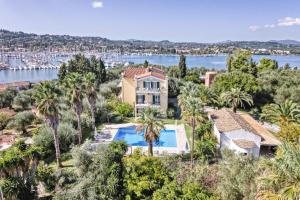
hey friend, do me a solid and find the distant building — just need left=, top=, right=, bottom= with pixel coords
left=209, top=108, right=281, bottom=158
left=120, top=66, right=168, bottom=116
left=205, top=71, right=217, bottom=87
left=0, top=81, right=31, bottom=92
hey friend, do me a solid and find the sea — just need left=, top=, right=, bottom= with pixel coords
left=1, top=54, right=300, bottom=83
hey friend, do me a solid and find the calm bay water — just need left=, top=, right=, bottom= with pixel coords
left=1, top=54, right=300, bottom=83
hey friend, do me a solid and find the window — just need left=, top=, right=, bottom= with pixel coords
left=152, top=82, right=160, bottom=89
left=143, top=81, right=151, bottom=89
left=136, top=95, right=145, bottom=104
left=153, top=95, right=160, bottom=105
left=143, top=81, right=160, bottom=89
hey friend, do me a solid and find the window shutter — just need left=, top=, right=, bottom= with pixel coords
left=151, top=82, right=153, bottom=89
left=143, top=81, right=146, bottom=88
left=143, top=95, right=145, bottom=103
left=157, top=82, right=160, bottom=89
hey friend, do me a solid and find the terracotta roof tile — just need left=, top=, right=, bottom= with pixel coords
left=209, top=108, right=281, bottom=146
left=123, top=66, right=165, bottom=79
left=136, top=72, right=165, bottom=80
left=239, top=112, right=282, bottom=146
left=123, top=67, right=147, bottom=78
left=209, top=108, right=257, bottom=134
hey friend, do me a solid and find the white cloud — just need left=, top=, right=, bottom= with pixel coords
left=264, top=24, right=275, bottom=28
left=92, top=1, right=103, bottom=8
left=249, top=17, right=300, bottom=32
left=249, top=25, right=260, bottom=31
left=277, top=17, right=300, bottom=27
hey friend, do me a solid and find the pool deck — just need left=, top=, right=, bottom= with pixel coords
left=94, top=123, right=189, bottom=155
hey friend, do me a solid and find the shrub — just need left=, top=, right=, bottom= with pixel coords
left=7, top=111, right=35, bottom=134
left=114, top=102, right=134, bottom=118
left=153, top=181, right=217, bottom=200
left=0, top=112, right=11, bottom=133
left=0, top=88, right=17, bottom=108
left=167, top=107, right=175, bottom=119
left=124, top=148, right=170, bottom=199
left=54, top=141, right=127, bottom=200
left=36, top=164, right=56, bottom=192
left=33, top=123, right=77, bottom=159
left=12, top=92, right=32, bottom=111
left=217, top=149, right=257, bottom=200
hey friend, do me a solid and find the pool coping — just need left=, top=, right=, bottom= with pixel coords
left=95, top=123, right=189, bottom=155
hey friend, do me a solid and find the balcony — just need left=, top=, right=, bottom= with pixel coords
left=136, top=87, right=161, bottom=94
left=135, top=101, right=160, bottom=108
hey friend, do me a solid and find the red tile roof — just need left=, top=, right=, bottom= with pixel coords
left=123, top=66, right=165, bottom=79
left=136, top=72, right=166, bottom=80
left=209, top=108, right=281, bottom=146
left=123, top=67, right=147, bottom=78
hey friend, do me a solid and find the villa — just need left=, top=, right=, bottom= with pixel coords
left=208, top=108, right=281, bottom=158
left=120, top=66, right=168, bottom=116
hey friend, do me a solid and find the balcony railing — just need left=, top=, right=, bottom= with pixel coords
left=135, top=102, right=160, bottom=107
left=136, top=87, right=161, bottom=93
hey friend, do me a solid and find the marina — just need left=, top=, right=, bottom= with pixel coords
left=1, top=53, right=300, bottom=83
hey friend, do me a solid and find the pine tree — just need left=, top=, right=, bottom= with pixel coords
left=179, top=54, right=187, bottom=79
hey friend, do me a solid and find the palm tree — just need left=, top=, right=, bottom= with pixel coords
left=178, top=82, right=199, bottom=108
left=257, top=143, right=300, bottom=200
left=180, top=96, right=204, bottom=164
left=34, top=81, right=62, bottom=167
left=178, top=82, right=205, bottom=164
left=84, top=73, right=98, bottom=135
left=137, top=108, right=164, bottom=156
left=220, top=88, right=253, bottom=113
left=64, top=73, right=85, bottom=144
left=261, top=100, right=300, bottom=126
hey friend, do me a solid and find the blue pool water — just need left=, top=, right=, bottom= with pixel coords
left=113, top=127, right=177, bottom=147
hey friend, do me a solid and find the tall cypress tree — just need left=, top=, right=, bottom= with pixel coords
left=58, top=63, right=67, bottom=81
left=90, top=55, right=99, bottom=72
left=143, top=60, right=149, bottom=68
left=99, top=59, right=106, bottom=83
left=179, top=54, right=187, bottom=79
left=227, top=54, right=233, bottom=72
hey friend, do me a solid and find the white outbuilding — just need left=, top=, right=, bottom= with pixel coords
left=208, top=108, right=281, bottom=158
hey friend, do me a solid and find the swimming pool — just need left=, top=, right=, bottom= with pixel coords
left=113, top=126, right=177, bottom=147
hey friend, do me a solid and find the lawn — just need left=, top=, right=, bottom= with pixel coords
left=184, top=124, right=192, bottom=145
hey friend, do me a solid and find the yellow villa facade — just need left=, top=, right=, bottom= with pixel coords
left=120, top=66, right=168, bottom=116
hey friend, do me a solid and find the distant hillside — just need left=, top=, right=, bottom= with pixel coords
left=1, top=29, right=300, bottom=54
left=269, top=40, right=300, bottom=45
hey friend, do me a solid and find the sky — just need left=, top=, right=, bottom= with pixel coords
left=0, top=0, right=300, bottom=42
